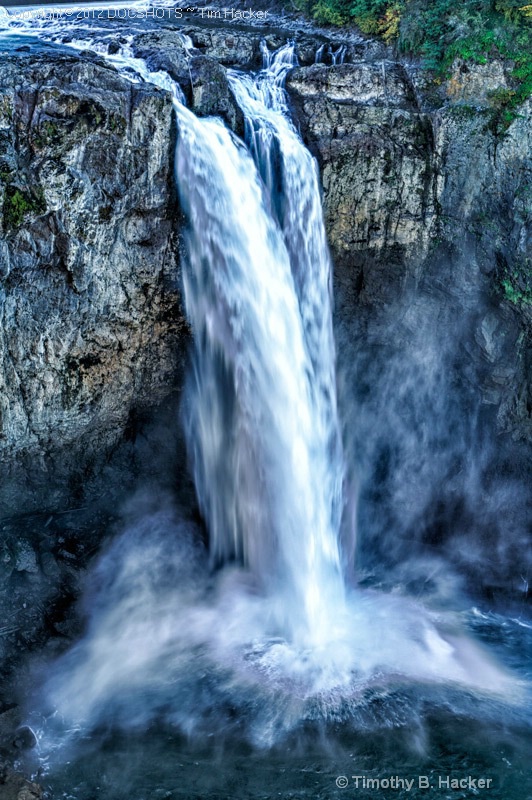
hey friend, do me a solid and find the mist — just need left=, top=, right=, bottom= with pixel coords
left=336, top=285, right=531, bottom=603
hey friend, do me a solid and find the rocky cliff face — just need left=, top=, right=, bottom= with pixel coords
left=286, top=56, right=531, bottom=591
left=0, top=26, right=344, bottom=525
left=0, top=20, right=529, bottom=582
left=0, top=52, right=186, bottom=515
left=0, top=20, right=529, bottom=589
left=0, top=21, right=377, bottom=519
left=286, top=59, right=531, bottom=441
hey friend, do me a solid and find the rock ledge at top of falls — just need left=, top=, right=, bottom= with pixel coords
left=0, top=52, right=187, bottom=515
left=287, top=62, right=418, bottom=109
left=127, top=14, right=386, bottom=72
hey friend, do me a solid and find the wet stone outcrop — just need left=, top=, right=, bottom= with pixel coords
left=287, top=61, right=437, bottom=297
left=285, top=53, right=530, bottom=593
left=0, top=760, right=42, bottom=800
left=188, top=55, right=244, bottom=135
left=130, top=32, right=244, bottom=132
left=131, top=30, right=192, bottom=84
left=0, top=53, right=187, bottom=515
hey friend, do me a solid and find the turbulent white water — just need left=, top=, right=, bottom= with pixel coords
left=181, top=44, right=347, bottom=645
left=0, top=12, right=524, bottom=749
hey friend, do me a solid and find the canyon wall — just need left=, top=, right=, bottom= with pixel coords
left=285, top=57, right=530, bottom=594
left=286, top=60, right=531, bottom=442
left=0, top=53, right=186, bottom=515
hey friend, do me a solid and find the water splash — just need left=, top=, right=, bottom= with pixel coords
left=38, top=510, right=524, bottom=751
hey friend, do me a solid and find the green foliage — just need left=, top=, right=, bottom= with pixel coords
left=312, top=0, right=350, bottom=24
left=349, top=0, right=390, bottom=33
left=485, top=87, right=522, bottom=135
left=501, top=259, right=532, bottom=308
left=108, top=114, right=126, bottom=134
left=3, top=185, right=46, bottom=230
left=295, top=0, right=350, bottom=23
left=33, top=119, right=60, bottom=148
left=297, top=0, right=532, bottom=123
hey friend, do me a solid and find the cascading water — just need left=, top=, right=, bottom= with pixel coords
left=331, top=44, right=347, bottom=65
left=69, top=33, right=347, bottom=645
left=313, top=42, right=347, bottom=65
left=0, top=12, right=529, bottom=788
left=182, top=42, right=347, bottom=645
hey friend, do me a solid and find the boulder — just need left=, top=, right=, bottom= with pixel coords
left=189, top=55, right=244, bottom=136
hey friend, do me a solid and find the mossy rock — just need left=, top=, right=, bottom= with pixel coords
left=2, top=185, right=46, bottom=230
left=501, top=259, right=532, bottom=310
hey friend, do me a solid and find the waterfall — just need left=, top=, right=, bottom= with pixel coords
left=0, top=18, right=518, bottom=753
left=315, top=43, right=327, bottom=63
left=0, top=11, right=348, bottom=644
left=25, top=26, right=348, bottom=643
left=331, top=44, right=348, bottom=65
left=178, top=44, right=347, bottom=645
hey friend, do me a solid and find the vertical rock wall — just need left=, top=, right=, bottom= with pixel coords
left=0, top=54, right=187, bottom=514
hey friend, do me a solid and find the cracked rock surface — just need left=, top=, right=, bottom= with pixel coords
left=0, top=53, right=187, bottom=515
left=286, top=60, right=531, bottom=440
